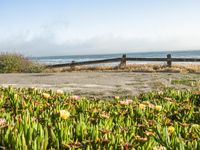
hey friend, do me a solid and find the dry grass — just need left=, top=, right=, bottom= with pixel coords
left=44, top=63, right=200, bottom=73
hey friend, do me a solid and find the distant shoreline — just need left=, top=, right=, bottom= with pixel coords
left=30, top=49, right=200, bottom=58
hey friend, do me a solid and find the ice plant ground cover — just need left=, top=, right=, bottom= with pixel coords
left=0, top=87, right=199, bottom=149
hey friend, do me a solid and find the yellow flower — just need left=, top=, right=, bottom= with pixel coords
left=14, top=94, right=18, bottom=100
left=60, top=110, right=70, bottom=120
left=56, top=89, right=64, bottom=95
left=42, top=93, right=50, bottom=99
left=191, top=133, right=198, bottom=139
left=155, top=105, right=162, bottom=111
left=163, top=118, right=172, bottom=125
left=167, top=126, right=175, bottom=134
left=139, top=104, right=146, bottom=110
left=191, top=124, right=200, bottom=129
left=95, top=137, right=100, bottom=142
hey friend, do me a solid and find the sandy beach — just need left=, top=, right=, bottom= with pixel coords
left=0, top=72, right=199, bottom=98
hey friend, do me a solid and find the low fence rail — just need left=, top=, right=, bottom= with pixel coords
left=46, top=54, right=200, bottom=68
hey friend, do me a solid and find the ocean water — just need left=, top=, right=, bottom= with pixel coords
left=30, top=50, right=200, bottom=65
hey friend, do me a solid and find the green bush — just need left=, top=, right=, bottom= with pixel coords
left=0, top=53, right=43, bottom=73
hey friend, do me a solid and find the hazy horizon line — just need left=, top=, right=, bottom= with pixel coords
left=29, top=49, right=200, bottom=58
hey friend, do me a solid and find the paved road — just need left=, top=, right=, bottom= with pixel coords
left=0, top=72, right=199, bottom=98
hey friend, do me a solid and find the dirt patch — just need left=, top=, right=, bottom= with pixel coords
left=0, top=72, right=199, bottom=98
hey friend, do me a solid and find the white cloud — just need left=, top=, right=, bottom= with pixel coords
left=0, top=21, right=200, bottom=56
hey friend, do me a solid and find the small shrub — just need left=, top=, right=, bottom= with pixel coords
left=0, top=53, right=43, bottom=73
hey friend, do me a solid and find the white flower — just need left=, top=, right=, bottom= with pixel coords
left=153, top=146, right=166, bottom=150
left=70, top=95, right=80, bottom=100
left=0, top=118, right=6, bottom=126
left=56, top=89, right=64, bottom=95
left=114, top=96, right=120, bottom=100
left=100, top=112, right=110, bottom=119
left=119, top=99, right=133, bottom=105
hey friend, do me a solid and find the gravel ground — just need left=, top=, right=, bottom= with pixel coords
left=0, top=72, right=199, bottom=98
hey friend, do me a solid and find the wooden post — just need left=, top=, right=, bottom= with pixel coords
left=167, top=54, right=172, bottom=67
left=70, top=61, right=76, bottom=70
left=119, top=54, right=126, bottom=68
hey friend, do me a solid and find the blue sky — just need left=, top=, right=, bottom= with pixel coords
left=0, top=0, right=200, bottom=56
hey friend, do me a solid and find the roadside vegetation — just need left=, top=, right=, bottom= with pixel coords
left=0, top=53, right=199, bottom=74
left=45, top=64, right=200, bottom=73
left=0, top=53, right=43, bottom=73
left=171, top=79, right=200, bottom=87
left=0, top=87, right=199, bottom=149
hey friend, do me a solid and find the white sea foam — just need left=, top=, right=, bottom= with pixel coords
left=30, top=50, right=200, bottom=65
